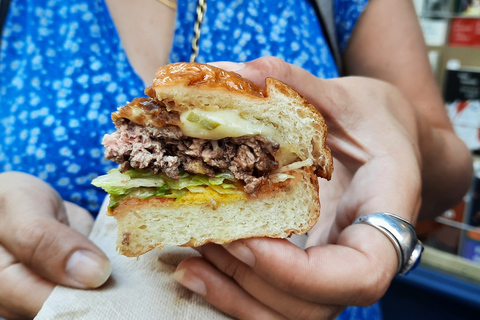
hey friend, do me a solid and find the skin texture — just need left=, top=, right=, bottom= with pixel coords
left=0, top=0, right=472, bottom=319
left=103, top=0, right=176, bottom=83
left=0, top=172, right=111, bottom=319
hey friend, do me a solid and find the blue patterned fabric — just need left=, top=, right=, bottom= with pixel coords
left=171, top=0, right=339, bottom=79
left=335, top=0, right=369, bottom=51
left=0, top=0, right=145, bottom=212
left=0, top=1, right=378, bottom=317
left=337, top=302, right=383, bottom=320
left=0, top=0, right=367, bottom=213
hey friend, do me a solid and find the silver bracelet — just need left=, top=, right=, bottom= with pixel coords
left=353, top=212, right=424, bottom=275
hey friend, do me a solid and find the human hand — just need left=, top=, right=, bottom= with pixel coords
left=173, top=57, right=423, bottom=319
left=0, top=172, right=112, bottom=319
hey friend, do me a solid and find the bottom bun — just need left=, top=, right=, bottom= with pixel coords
left=108, top=167, right=320, bottom=257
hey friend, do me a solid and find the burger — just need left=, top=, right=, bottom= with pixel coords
left=92, top=62, right=333, bottom=257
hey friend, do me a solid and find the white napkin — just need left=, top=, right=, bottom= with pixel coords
left=35, top=200, right=232, bottom=320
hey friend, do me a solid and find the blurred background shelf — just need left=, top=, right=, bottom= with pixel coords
left=382, top=245, right=480, bottom=319
left=394, top=2, right=480, bottom=319
left=382, top=263, right=480, bottom=320
left=421, top=245, right=480, bottom=283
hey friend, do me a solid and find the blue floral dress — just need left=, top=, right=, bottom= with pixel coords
left=0, top=1, right=380, bottom=318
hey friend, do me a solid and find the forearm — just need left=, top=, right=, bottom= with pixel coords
left=417, top=124, right=473, bottom=220
left=384, top=89, right=473, bottom=221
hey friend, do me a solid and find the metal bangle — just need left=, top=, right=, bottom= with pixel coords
left=353, top=212, right=424, bottom=275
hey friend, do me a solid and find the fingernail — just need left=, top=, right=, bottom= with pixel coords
left=223, top=242, right=256, bottom=267
left=172, top=269, right=207, bottom=296
left=66, top=250, right=112, bottom=288
left=207, top=61, right=246, bottom=72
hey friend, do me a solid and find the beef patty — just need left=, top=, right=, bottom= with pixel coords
left=103, top=119, right=280, bottom=194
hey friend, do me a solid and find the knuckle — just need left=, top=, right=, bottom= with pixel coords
left=14, top=219, right=55, bottom=267
left=255, top=56, right=291, bottom=79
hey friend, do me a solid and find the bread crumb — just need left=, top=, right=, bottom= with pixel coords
left=208, top=198, right=218, bottom=210
left=122, top=232, right=131, bottom=246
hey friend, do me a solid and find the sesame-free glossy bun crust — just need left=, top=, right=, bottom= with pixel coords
left=152, top=62, right=266, bottom=98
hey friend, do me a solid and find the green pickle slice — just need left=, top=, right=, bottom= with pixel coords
left=186, top=111, right=221, bottom=130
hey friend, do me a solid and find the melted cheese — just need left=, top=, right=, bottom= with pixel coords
left=179, top=110, right=298, bottom=166
left=175, top=186, right=247, bottom=206
left=179, top=110, right=276, bottom=140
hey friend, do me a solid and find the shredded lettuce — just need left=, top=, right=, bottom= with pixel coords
left=209, top=185, right=243, bottom=195
left=93, top=168, right=296, bottom=209
left=92, top=169, right=239, bottom=208
left=91, top=169, right=166, bottom=195
left=277, top=158, right=313, bottom=172
left=269, top=173, right=295, bottom=183
left=108, top=187, right=170, bottom=209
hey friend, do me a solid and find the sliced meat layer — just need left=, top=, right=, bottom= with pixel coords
left=103, top=119, right=280, bottom=194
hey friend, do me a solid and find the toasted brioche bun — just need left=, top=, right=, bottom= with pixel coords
left=109, top=167, right=319, bottom=257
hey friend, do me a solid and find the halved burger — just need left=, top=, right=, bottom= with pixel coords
left=92, top=62, right=333, bottom=257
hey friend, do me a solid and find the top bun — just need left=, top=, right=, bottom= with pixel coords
left=149, top=62, right=333, bottom=180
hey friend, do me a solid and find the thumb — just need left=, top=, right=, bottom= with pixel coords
left=0, top=172, right=112, bottom=289
left=209, top=57, right=322, bottom=97
left=12, top=218, right=112, bottom=289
